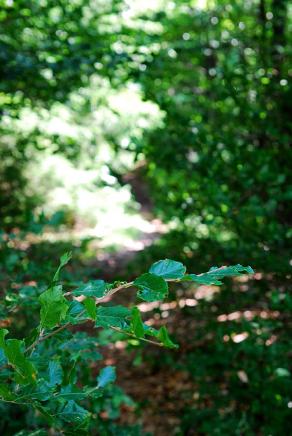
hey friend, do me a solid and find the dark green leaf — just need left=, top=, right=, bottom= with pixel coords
left=59, top=333, right=102, bottom=362
left=48, top=360, right=63, bottom=386
left=60, top=400, right=90, bottom=424
left=95, top=305, right=130, bottom=329
left=68, top=300, right=84, bottom=316
left=15, top=425, right=50, bottom=435
left=4, top=339, right=37, bottom=384
left=55, top=385, right=88, bottom=401
left=27, top=380, right=54, bottom=401
left=0, top=383, right=14, bottom=400
left=0, top=328, right=8, bottom=348
left=34, top=404, right=54, bottom=425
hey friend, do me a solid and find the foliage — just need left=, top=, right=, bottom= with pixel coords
left=177, top=277, right=292, bottom=436
left=0, top=254, right=253, bottom=433
left=119, top=0, right=292, bottom=272
left=0, top=0, right=291, bottom=434
left=0, top=0, right=162, bottom=230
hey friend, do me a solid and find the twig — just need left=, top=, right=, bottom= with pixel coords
left=25, top=310, right=87, bottom=354
left=110, top=326, right=163, bottom=347
left=24, top=277, right=181, bottom=354
left=25, top=324, right=70, bottom=354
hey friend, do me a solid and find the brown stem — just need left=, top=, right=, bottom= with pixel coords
left=110, top=326, right=163, bottom=347
left=25, top=277, right=181, bottom=354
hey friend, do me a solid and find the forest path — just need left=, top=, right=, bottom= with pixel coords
left=94, top=166, right=167, bottom=280
left=87, top=169, right=194, bottom=436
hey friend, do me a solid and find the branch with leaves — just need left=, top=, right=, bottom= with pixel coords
left=0, top=253, right=254, bottom=431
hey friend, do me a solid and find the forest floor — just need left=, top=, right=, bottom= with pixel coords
left=74, top=171, right=246, bottom=436
left=2, top=170, right=289, bottom=436
left=52, top=168, right=201, bottom=435
left=75, top=171, right=290, bottom=436
left=91, top=170, right=197, bottom=435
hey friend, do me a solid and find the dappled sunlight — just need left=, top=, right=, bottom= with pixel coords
left=138, top=297, right=199, bottom=315
left=193, top=285, right=219, bottom=300
left=0, top=0, right=290, bottom=434
left=231, top=332, right=249, bottom=343
left=217, top=309, right=280, bottom=323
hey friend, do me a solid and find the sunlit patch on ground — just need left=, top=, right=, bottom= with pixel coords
left=217, top=309, right=280, bottom=322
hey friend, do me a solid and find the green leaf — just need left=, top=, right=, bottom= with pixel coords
left=149, top=259, right=186, bottom=279
left=59, top=333, right=102, bottom=362
left=130, top=307, right=144, bottom=338
left=27, top=380, right=54, bottom=401
left=48, top=360, right=63, bottom=386
left=97, top=366, right=116, bottom=388
left=0, top=328, right=8, bottom=348
left=0, top=383, right=14, bottom=400
left=4, top=339, right=37, bottom=384
left=183, top=264, right=254, bottom=285
left=60, top=400, right=90, bottom=424
left=157, top=326, right=178, bottom=349
left=33, top=405, right=54, bottom=425
left=72, top=280, right=107, bottom=298
left=83, top=298, right=97, bottom=320
left=67, top=300, right=87, bottom=324
left=95, top=305, right=130, bottom=329
left=134, top=273, right=168, bottom=302
left=0, top=349, right=6, bottom=366
left=55, top=385, right=88, bottom=401
left=53, top=252, right=72, bottom=282
left=39, top=285, right=69, bottom=329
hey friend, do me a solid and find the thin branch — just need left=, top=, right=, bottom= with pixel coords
left=95, top=281, right=134, bottom=303
left=24, top=277, right=181, bottom=354
left=25, top=323, right=69, bottom=354
left=25, top=310, right=87, bottom=354
left=110, top=326, right=163, bottom=347
left=64, top=281, right=134, bottom=299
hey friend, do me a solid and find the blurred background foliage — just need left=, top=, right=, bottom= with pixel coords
left=0, top=0, right=291, bottom=434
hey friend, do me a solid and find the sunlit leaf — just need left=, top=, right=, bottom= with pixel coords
left=149, top=259, right=186, bottom=279
left=72, top=280, right=107, bottom=298
left=97, top=366, right=116, bottom=388
left=157, top=326, right=178, bottom=349
left=39, top=285, right=69, bottom=329
left=53, top=252, right=72, bottom=282
left=183, top=265, right=254, bottom=285
left=83, top=297, right=97, bottom=320
left=130, top=307, right=144, bottom=338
